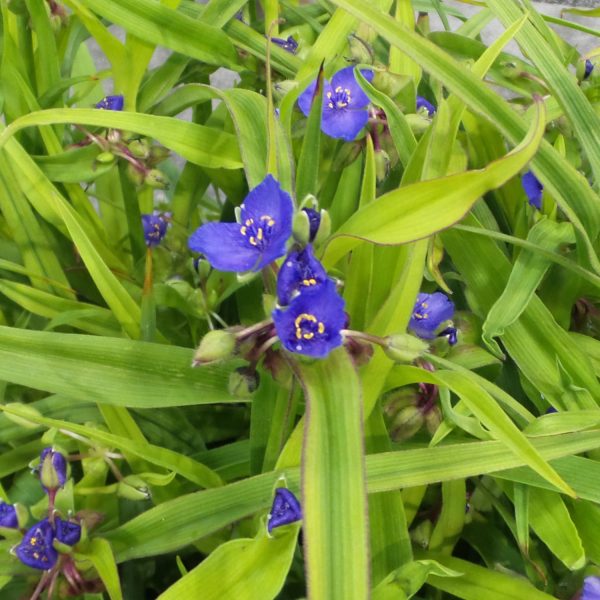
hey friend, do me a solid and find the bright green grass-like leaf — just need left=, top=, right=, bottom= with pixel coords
left=0, top=327, right=237, bottom=408
left=0, top=109, right=243, bottom=170
left=76, top=538, right=123, bottom=600
left=322, top=98, right=545, bottom=267
left=157, top=526, right=299, bottom=600
left=298, top=349, right=369, bottom=600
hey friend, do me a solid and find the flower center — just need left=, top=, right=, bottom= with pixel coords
left=327, top=86, right=352, bottom=110
left=239, top=214, right=276, bottom=249
left=413, top=301, right=429, bottom=321
left=294, top=313, right=326, bottom=340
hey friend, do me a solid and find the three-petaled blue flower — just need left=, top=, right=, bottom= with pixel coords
left=522, top=171, right=543, bottom=210
left=277, top=245, right=328, bottom=306
left=0, top=502, right=18, bottom=528
left=189, top=175, right=294, bottom=272
left=95, top=95, right=124, bottom=111
left=267, top=488, right=302, bottom=533
left=15, top=519, right=58, bottom=571
left=298, top=66, right=374, bottom=142
left=416, top=96, right=436, bottom=116
left=585, top=59, right=594, bottom=80
left=273, top=280, right=345, bottom=358
left=39, top=448, right=67, bottom=494
left=54, top=517, right=81, bottom=546
left=583, top=576, right=600, bottom=600
left=142, top=212, right=170, bottom=247
left=271, top=35, right=298, bottom=54
left=410, top=292, right=455, bottom=341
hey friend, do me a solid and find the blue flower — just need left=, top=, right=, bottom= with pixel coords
left=95, top=95, right=124, bottom=111
left=416, top=96, right=436, bottom=115
left=142, top=211, right=170, bottom=247
left=189, top=175, right=294, bottom=273
left=54, top=517, right=81, bottom=546
left=0, top=502, right=18, bottom=528
left=585, top=59, right=594, bottom=80
left=39, top=448, right=67, bottom=493
left=522, top=171, right=543, bottom=210
left=298, top=66, right=374, bottom=142
left=273, top=280, right=345, bottom=358
left=438, top=326, right=458, bottom=346
left=302, top=208, right=321, bottom=241
left=268, top=488, right=302, bottom=533
left=15, top=519, right=58, bottom=571
left=277, top=245, right=328, bottom=306
left=583, top=576, right=600, bottom=600
left=271, top=35, right=298, bottom=54
left=410, top=292, right=455, bottom=340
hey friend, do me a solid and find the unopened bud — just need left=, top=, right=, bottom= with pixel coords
left=144, top=169, right=169, bottom=190
left=313, top=210, right=331, bottom=246
left=375, top=149, right=390, bottom=183
left=390, top=405, right=424, bottom=441
left=128, top=139, right=150, bottom=159
left=149, top=145, right=170, bottom=163
left=193, top=330, right=236, bottom=366
left=384, top=333, right=429, bottom=363
left=96, top=151, right=115, bottom=164
left=126, top=163, right=145, bottom=186
left=292, top=210, right=311, bottom=246
left=424, top=405, right=442, bottom=435
left=39, top=448, right=67, bottom=493
left=228, top=366, right=260, bottom=398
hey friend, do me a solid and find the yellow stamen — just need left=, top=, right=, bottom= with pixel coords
left=318, top=322, right=325, bottom=334
left=240, top=226, right=247, bottom=235
left=249, top=237, right=257, bottom=246
left=257, top=228, right=263, bottom=241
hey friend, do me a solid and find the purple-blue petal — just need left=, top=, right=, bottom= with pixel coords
left=585, top=59, right=594, bottom=80
left=321, top=107, right=369, bottom=142
left=330, top=66, right=374, bottom=109
left=410, top=292, right=455, bottom=340
left=416, top=96, right=436, bottom=115
left=302, top=208, right=321, bottom=241
left=0, top=502, right=18, bottom=528
left=268, top=488, right=302, bottom=533
left=242, top=175, right=294, bottom=234
left=271, top=35, right=298, bottom=54
left=142, top=212, right=169, bottom=247
left=54, top=517, right=81, bottom=546
left=583, top=576, right=600, bottom=600
left=277, top=245, right=328, bottom=306
left=273, top=280, right=345, bottom=358
left=522, top=171, right=543, bottom=210
left=16, top=519, right=58, bottom=571
left=189, top=222, right=261, bottom=272
left=298, top=80, right=322, bottom=117
left=95, top=95, right=124, bottom=111
left=40, top=447, right=67, bottom=491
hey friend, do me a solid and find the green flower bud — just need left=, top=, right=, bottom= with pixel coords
left=149, top=145, right=170, bottom=164
left=312, top=210, right=331, bottom=246
left=424, top=405, right=442, bottom=435
left=292, top=210, right=311, bottom=245
left=126, top=163, right=145, bottom=186
left=410, top=518, right=432, bottom=549
left=128, top=139, right=150, bottom=159
left=144, top=169, right=169, bottom=190
left=384, top=333, right=429, bottom=363
left=390, top=405, right=424, bottom=441
left=375, top=149, right=390, bottom=183
left=193, top=330, right=236, bottom=366
left=228, top=366, right=260, bottom=398
left=96, top=151, right=116, bottom=164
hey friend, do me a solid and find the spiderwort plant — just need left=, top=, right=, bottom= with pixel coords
left=0, top=501, right=18, bottom=529
left=298, top=66, right=374, bottom=141
left=95, top=94, right=124, bottom=111
left=522, top=170, right=543, bottom=210
left=142, top=212, right=170, bottom=248
left=410, top=292, right=457, bottom=345
left=267, top=488, right=302, bottom=534
left=416, top=95, right=436, bottom=116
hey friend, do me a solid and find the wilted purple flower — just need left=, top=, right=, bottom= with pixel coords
left=298, top=66, right=374, bottom=142
left=15, top=519, right=58, bottom=570
left=142, top=211, right=170, bottom=247
left=271, top=35, right=298, bottom=54
left=277, top=245, right=328, bottom=306
left=416, top=96, right=436, bottom=115
left=39, top=448, right=67, bottom=494
left=522, top=171, right=543, bottom=210
left=267, top=488, right=302, bottom=533
left=54, top=517, right=81, bottom=546
left=273, top=280, right=345, bottom=358
left=95, top=95, right=124, bottom=111
left=302, top=208, right=321, bottom=241
left=410, top=292, right=455, bottom=340
left=438, top=326, right=458, bottom=346
left=583, top=576, right=600, bottom=600
left=585, top=59, right=594, bottom=80
left=0, top=502, right=18, bottom=528
left=189, top=175, right=294, bottom=273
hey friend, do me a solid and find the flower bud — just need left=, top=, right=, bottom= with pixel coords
left=390, top=405, right=424, bottom=441
left=312, top=210, right=331, bottom=246
left=228, top=366, right=260, bottom=398
left=96, top=151, right=116, bottom=164
left=54, top=517, right=81, bottom=546
left=128, top=139, right=150, bottom=159
left=383, top=333, right=429, bottom=363
left=0, top=502, right=18, bottom=529
left=149, top=145, right=170, bottom=164
left=126, top=163, right=145, bottom=186
left=39, top=448, right=67, bottom=494
left=375, top=149, right=390, bottom=183
left=292, top=210, right=311, bottom=246
left=424, top=405, right=442, bottom=435
left=268, top=488, right=302, bottom=533
left=144, top=169, right=169, bottom=190
left=193, top=330, right=236, bottom=366
left=577, top=58, right=594, bottom=81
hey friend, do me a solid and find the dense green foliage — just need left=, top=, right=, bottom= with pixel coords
left=0, top=0, right=600, bottom=598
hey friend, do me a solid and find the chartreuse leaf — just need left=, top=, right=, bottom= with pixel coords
left=0, top=404, right=224, bottom=488
left=386, top=365, right=575, bottom=497
left=482, top=219, right=575, bottom=354
left=570, top=500, right=600, bottom=564
left=75, top=538, right=123, bottom=600
left=322, top=98, right=546, bottom=268
left=298, top=349, right=369, bottom=600
left=327, top=0, right=600, bottom=273
left=156, top=526, right=300, bottom=600
left=423, top=554, right=556, bottom=600
left=0, top=327, right=236, bottom=408
left=0, top=108, right=243, bottom=170
left=103, top=431, right=600, bottom=562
